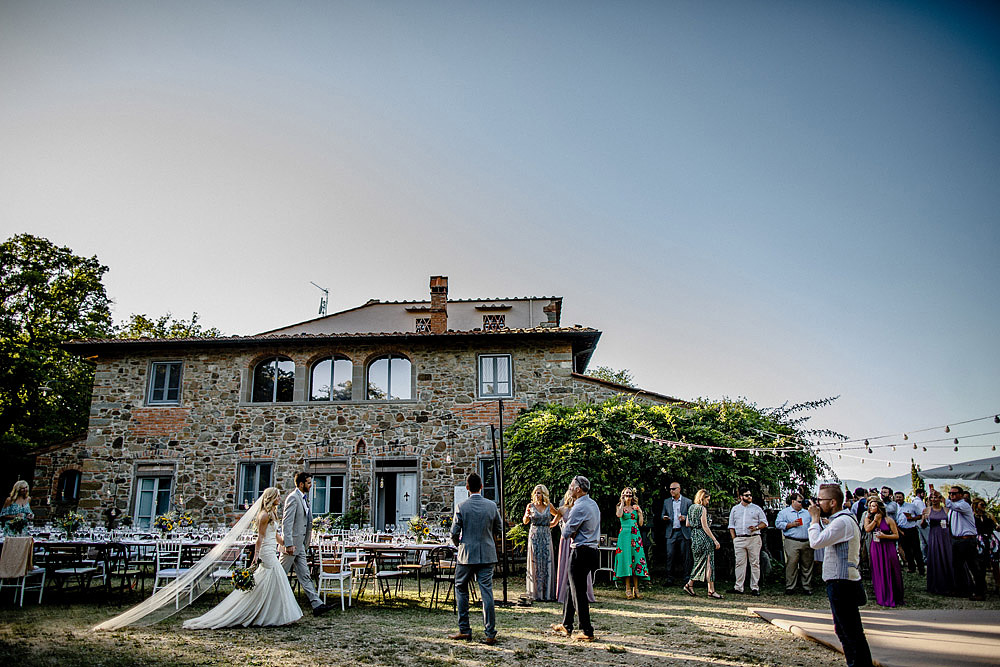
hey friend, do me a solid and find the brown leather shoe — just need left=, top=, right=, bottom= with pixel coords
left=448, top=633, right=472, bottom=641
left=550, top=623, right=569, bottom=637
left=483, top=636, right=497, bottom=646
left=572, top=632, right=595, bottom=642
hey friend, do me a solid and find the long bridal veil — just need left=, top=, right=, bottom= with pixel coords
left=93, top=494, right=264, bottom=631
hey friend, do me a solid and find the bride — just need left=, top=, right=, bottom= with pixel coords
left=93, top=487, right=301, bottom=632
left=184, top=487, right=302, bottom=628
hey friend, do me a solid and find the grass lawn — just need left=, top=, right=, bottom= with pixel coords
left=1, top=570, right=997, bottom=666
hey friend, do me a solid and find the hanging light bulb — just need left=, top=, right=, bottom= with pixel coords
left=948, top=465, right=953, bottom=471
left=922, top=446, right=927, bottom=451
left=991, top=465, right=995, bottom=472
left=913, top=443, right=918, bottom=450
left=993, top=445, right=997, bottom=451
left=945, top=425, right=951, bottom=433
left=887, top=462, right=891, bottom=467
left=903, top=433, right=908, bottom=440
left=994, top=415, right=999, bottom=424
left=864, top=439, right=869, bottom=447
left=892, top=446, right=896, bottom=451
left=954, top=438, right=959, bottom=445
left=838, top=454, right=842, bottom=459
left=861, top=458, right=865, bottom=464
left=954, top=446, right=959, bottom=452
left=867, top=447, right=873, bottom=454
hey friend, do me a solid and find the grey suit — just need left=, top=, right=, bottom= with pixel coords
left=280, top=488, right=322, bottom=608
left=662, top=495, right=693, bottom=584
left=451, top=493, right=502, bottom=638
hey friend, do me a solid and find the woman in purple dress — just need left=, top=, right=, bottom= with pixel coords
left=864, top=497, right=904, bottom=607
left=552, top=487, right=595, bottom=604
left=922, top=490, right=955, bottom=595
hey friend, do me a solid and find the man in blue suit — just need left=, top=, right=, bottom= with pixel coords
left=661, top=482, right=693, bottom=585
left=449, top=472, right=502, bottom=645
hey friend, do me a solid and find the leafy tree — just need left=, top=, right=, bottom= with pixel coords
left=115, top=312, right=222, bottom=338
left=0, top=234, right=113, bottom=452
left=503, top=397, right=833, bottom=535
left=585, top=365, right=636, bottom=388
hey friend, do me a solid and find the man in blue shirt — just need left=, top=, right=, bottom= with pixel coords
left=776, top=492, right=814, bottom=595
left=551, top=475, right=601, bottom=642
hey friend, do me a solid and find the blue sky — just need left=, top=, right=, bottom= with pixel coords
left=1, top=1, right=997, bottom=482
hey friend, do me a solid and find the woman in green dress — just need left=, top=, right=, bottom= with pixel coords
left=614, top=487, right=649, bottom=599
left=683, top=489, right=723, bottom=599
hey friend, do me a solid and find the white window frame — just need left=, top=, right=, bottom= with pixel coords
left=237, top=461, right=273, bottom=509
left=147, top=361, right=183, bottom=405
left=311, top=473, right=347, bottom=516
left=133, top=476, right=173, bottom=529
left=478, top=353, right=513, bottom=398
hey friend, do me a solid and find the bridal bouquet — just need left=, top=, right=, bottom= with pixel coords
left=231, top=564, right=257, bottom=592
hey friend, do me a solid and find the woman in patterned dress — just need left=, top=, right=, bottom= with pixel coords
left=1, top=481, right=34, bottom=536
left=614, top=487, right=649, bottom=599
left=683, top=489, right=722, bottom=598
left=522, top=484, right=557, bottom=600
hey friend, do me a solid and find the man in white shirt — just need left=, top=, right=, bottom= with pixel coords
left=893, top=491, right=924, bottom=575
left=728, top=488, right=768, bottom=596
left=808, top=484, right=873, bottom=667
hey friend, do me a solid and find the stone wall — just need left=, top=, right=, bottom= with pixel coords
left=54, top=336, right=653, bottom=527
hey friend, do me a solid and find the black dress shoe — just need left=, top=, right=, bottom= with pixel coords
left=802, top=589, right=813, bottom=596
left=313, top=604, right=331, bottom=616
left=750, top=589, right=760, bottom=596
left=729, top=588, right=743, bottom=595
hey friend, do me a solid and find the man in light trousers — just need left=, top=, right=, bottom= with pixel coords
left=728, top=487, right=768, bottom=595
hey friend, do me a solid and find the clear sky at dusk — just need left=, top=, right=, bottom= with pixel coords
left=1, top=1, right=997, bottom=482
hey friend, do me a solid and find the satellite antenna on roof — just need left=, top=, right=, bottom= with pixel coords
left=310, top=282, right=329, bottom=316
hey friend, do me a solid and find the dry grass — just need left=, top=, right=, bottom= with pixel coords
left=1, top=571, right=997, bottom=666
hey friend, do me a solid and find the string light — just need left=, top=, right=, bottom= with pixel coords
left=945, top=425, right=951, bottom=433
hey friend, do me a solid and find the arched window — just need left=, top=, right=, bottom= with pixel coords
left=251, top=356, right=295, bottom=403
left=57, top=470, right=81, bottom=503
left=310, top=356, right=353, bottom=401
left=366, top=354, right=411, bottom=400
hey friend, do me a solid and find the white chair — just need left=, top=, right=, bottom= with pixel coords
left=317, top=541, right=353, bottom=610
left=209, top=544, right=249, bottom=596
left=0, top=537, right=46, bottom=606
left=153, top=540, right=190, bottom=606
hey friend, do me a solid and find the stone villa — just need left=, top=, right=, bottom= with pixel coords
left=35, top=277, right=677, bottom=529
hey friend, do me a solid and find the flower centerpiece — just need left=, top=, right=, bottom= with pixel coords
left=231, top=564, right=256, bottom=592
left=312, top=513, right=335, bottom=535
left=408, top=515, right=431, bottom=543
left=439, top=515, right=452, bottom=530
left=154, top=510, right=195, bottom=535
left=59, top=512, right=84, bottom=540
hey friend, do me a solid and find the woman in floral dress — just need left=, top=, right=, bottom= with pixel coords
left=522, top=484, right=556, bottom=600
left=683, top=489, right=722, bottom=598
left=1, top=481, right=34, bottom=536
left=614, top=487, right=649, bottom=599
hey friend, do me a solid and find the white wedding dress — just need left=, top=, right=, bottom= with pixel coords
left=183, top=522, right=303, bottom=629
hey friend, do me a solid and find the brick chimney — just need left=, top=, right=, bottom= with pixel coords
left=429, top=276, right=448, bottom=333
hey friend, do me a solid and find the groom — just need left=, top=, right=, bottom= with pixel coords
left=281, top=472, right=330, bottom=616
left=449, top=472, right=502, bottom=645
